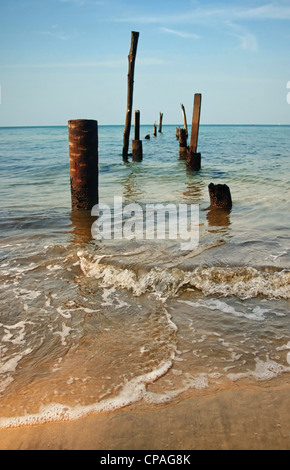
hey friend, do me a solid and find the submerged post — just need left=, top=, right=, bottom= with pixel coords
left=68, top=119, right=98, bottom=211
left=208, top=183, right=232, bottom=209
left=122, top=31, right=140, bottom=161
left=187, top=93, right=202, bottom=170
left=132, top=110, right=143, bottom=162
left=179, top=128, right=187, bottom=159
left=158, top=112, right=163, bottom=133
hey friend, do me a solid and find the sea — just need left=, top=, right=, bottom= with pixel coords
left=0, top=124, right=289, bottom=428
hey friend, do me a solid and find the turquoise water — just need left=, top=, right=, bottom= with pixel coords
left=0, top=125, right=289, bottom=427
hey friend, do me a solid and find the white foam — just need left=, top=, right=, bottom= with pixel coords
left=227, top=356, right=290, bottom=382
left=0, top=357, right=174, bottom=429
left=178, top=299, right=268, bottom=322
left=79, top=254, right=290, bottom=300
left=53, top=323, right=72, bottom=346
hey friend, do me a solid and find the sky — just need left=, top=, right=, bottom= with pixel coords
left=0, top=0, right=290, bottom=126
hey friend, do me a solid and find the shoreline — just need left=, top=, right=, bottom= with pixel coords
left=0, top=377, right=289, bottom=450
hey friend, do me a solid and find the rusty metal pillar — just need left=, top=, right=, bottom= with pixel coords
left=68, top=119, right=99, bottom=211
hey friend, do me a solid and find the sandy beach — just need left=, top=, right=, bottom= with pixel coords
left=0, top=376, right=289, bottom=451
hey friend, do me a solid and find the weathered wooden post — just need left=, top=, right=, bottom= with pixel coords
left=132, top=110, right=143, bottom=161
left=158, top=112, right=163, bottom=133
left=187, top=93, right=202, bottom=170
left=179, top=128, right=187, bottom=159
left=68, top=119, right=98, bottom=211
left=208, top=183, right=232, bottom=209
left=153, top=122, right=157, bottom=137
left=122, top=31, right=140, bottom=161
left=181, top=104, right=188, bottom=138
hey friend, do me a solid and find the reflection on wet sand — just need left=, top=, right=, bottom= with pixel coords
left=182, top=175, right=205, bottom=203
left=206, top=206, right=231, bottom=233
left=122, top=166, right=146, bottom=202
left=69, top=210, right=96, bottom=244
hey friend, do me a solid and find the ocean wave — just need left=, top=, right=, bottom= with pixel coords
left=79, top=253, right=290, bottom=300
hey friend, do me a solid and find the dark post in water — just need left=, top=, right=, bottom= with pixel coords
left=68, top=119, right=99, bottom=211
left=179, top=128, right=188, bottom=160
left=187, top=93, right=202, bottom=170
left=122, top=31, right=140, bottom=161
left=158, top=112, right=163, bottom=133
left=208, top=183, right=232, bottom=209
left=153, top=122, right=157, bottom=137
left=132, top=110, right=143, bottom=161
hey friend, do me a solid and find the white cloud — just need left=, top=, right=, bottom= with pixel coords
left=112, top=3, right=290, bottom=24
left=162, top=27, right=200, bottom=39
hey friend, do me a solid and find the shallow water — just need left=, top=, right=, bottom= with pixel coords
left=0, top=125, right=289, bottom=427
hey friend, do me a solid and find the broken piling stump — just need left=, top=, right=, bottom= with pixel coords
left=179, top=128, right=187, bottom=160
left=132, top=110, right=143, bottom=162
left=181, top=104, right=188, bottom=138
left=187, top=93, right=202, bottom=170
left=153, top=122, right=157, bottom=137
left=122, top=31, right=140, bottom=161
left=158, top=112, right=163, bottom=133
left=68, top=119, right=99, bottom=211
left=208, top=183, right=232, bottom=209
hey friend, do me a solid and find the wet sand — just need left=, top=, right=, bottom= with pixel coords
left=0, top=378, right=289, bottom=450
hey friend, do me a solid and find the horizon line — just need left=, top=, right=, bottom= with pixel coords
left=0, top=123, right=290, bottom=129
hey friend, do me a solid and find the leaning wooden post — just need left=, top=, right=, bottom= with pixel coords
left=179, top=128, right=187, bottom=160
left=158, top=112, right=163, bottom=133
left=187, top=93, right=202, bottom=170
left=122, top=31, right=140, bottom=161
left=132, top=110, right=143, bottom=162
left=68, top=119, right=98, bottom=211
left=181, top=104, right=188, bottom=138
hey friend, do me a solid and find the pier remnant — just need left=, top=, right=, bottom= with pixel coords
left=68, top=119, right=98, bottom=211
left=158, top=112, right=163, bottom=133
left=179, top=128, right=188, bottom=160
left=187, top=93, right=202, bottom=170
left=153, top=122, right=157, bottom=137
left=132, top=110, right=143, bottom=161
left=122, top=31, right=140, bottom=161
left=208, top=183, right=232, bottom=209
left=181, top=104, right=188, bottom=138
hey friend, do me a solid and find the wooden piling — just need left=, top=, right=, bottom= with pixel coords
left=132, top=140, right=143, bottom=162
left=181, top=104, right=188, bottom=138
left=179, top=128, right=187, bottom=160
left=158, top=112, right=163, bottom=133
left=187, top=93, right=202, bottom=170
left=208, top=183, right=232, bottom=209
left=122, top=31, right=140, bottom=161
left=153, top=122, right=157, bottom=137
left=68, top=119, right=98, bottom=211
left=134, top=110, right=140, bottom=141
left=132, top=110, right=143, bottom=161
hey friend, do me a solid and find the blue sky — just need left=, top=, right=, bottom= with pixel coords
left=0, top=0, right=290, bottom=126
